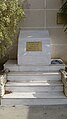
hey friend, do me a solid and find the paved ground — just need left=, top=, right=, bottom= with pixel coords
left=0, top=105, right=67, bottom=119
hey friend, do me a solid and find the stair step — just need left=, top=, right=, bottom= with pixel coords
left=7, top=71, right=61, bottom=81
left=2, top=98, right=67, bottom=106
left=6, top=85, right=63, bottom=92
left=2, top=92, right=66, bottom=99
left=1, top=92, right=67, bottom=106
left=6, top=80, right=63, bottom=86
left=5, top=80, right=63, bottom=92
left=7, top=71, right=61, bottom=76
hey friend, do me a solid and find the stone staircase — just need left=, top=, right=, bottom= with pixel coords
left=0, top=60, right=67, bottom=106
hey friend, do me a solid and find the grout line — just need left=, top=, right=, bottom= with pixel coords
left=45, top=9, right=59, bottom=11
left=44, top=0, right=47, bottom=9
left=24, top=9, right=59, bottom=11
left=20, top=27, right=64, bottom=29
left=46, top=26, right=63, bottom=28
left=44, top=0, right=47, bottom=28
left=24, top=9, right=45, bottom=11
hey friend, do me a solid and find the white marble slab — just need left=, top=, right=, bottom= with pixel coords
left=18, top=30, right=51, bottom=65
left=4, top=60, right=65, bottom=72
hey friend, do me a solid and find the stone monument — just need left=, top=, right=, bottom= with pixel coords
left=1, top=30, right=66, bottom=106
left=18, top=30, right=51, bottom=65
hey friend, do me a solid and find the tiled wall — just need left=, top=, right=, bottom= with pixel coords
left=9, top=0, right=67, bottom=63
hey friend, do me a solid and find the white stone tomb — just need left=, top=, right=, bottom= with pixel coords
left=18, top=30, right=51, bottom=65
left=1, top=30, right=66, bottom=106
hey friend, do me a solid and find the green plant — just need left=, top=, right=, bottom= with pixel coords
left=0, top=0, right=24, bottom=59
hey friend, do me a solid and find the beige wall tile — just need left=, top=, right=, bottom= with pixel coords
left=21, top=0, right=44, bottom=9
left=21, top=10, right=45, bottom=28
left=46, top=10, right=63, bottom=27
left=9, top=0, right=67, bottom=63
left=47, top=28, right=67, bottom=44
left=46, top=0, right=62, bottom=9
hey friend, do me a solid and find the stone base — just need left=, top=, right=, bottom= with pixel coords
left=4, top=59, right=65, bottom=72
left=2, top=59, right=66, bottom=106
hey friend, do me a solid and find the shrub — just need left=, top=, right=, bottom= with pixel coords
left=0, top=0, right=24, bottom=58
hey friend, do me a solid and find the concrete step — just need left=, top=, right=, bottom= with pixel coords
left=5, top=81, right=63, bottom=92
left=7, top=71, right=61, bottom=82
left=4, top=60, right=65, bottom=72
left=1, top=92, right=67, bottom=106
left=2, top=92, right=66, bottom=98
left=6, top=80, right=63, bottom=86
left=5, top=80, right=63, bottom=91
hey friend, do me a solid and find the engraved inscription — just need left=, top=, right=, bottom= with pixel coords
left=26, top=41, right=42, bottom=51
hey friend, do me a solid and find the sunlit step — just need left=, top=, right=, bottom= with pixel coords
left=7, top=71, right=61, bottom=76
left=2, top=92, right=66, bottom=98
left=1, top=92, right=67, bottom=106
left=6, top=80, right=63, bottom=86
left=7, top=71, right=61, bottom=82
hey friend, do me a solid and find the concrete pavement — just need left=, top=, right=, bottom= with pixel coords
left=0, top=105, right=67, bottom=119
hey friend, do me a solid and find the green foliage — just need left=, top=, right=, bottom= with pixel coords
left=60, top=1, right=67, bottom=13
left=59, top=0, right=67, bottom=31
left=0, top=0, right=24, bottom=58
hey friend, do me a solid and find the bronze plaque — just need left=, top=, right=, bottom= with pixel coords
left=26, top=41, right=42, bottom=51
